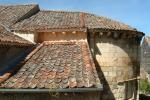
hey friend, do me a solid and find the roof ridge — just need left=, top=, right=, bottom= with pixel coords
left=40, top=10, right=90, bottom=14
left=24, top=43, right=43, bottom=61
left=0, top=4, right=38, bottom=7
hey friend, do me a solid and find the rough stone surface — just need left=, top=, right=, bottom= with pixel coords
left=89, top=33, right=140, bottom=100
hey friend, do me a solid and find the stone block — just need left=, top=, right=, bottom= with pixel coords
left=103, top=71, right=109, bottom=76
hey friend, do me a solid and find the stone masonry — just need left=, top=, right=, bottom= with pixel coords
left=89, top=31, right=140, bottom=100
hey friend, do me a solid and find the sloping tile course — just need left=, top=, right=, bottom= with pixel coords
left=0, top=4, right=39, bottom=27
left=12, top=11, right=136, bottom=32
left=0, top=41, right=101, bottom=89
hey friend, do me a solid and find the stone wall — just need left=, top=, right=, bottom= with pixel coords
left=0, top=92, right=101, bottom=100
left=14, top=31, right=87, bottom=43
left=88, top=31, right=140, bottom=100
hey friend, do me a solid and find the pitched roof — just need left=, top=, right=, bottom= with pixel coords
left=0, top=41, right=101, bottom=89
left=0, top=26, right=33, bottom=46
left=12, top=10, right=138, bottom=32
left=0, top=4, right=39, bottom=27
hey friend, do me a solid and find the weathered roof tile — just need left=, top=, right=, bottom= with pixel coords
left=0, top=4, right=39, bottom=27
left=12, top=10, right=137, bottom=32
left=0, top=41, right=101, bottom=89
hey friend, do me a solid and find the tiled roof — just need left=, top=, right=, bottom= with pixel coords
left=12, top=10, right=138, bottom=32
left=0, top=26, right=33, bottom=46
left=0, top=4, right=39, bottom=27
left=0, top=41, right=101, bottom=89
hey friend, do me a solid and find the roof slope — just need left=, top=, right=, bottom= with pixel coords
left=12, top=10, right=137, bottom=32
left=0, top=26, right=33, bottom=46
left=0, top=4, right=39, bottom=27
left=0, top=41, right=101, bottom=89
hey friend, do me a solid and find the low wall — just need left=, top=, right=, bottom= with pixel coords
left=37, top=31, right=87, bottom=43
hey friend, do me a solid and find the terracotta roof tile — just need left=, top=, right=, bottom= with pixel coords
left=12, top=10, right=138, bottom=32
left=0, top=4, right=39, bottom=27
left=0, top=41, right=101, bottom=89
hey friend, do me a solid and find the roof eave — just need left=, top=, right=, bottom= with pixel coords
left=0, top=42, right=34, bottom=47
left=12, top=28, right=87, bottom=33
left=0, top=87, right=103, bottom=93
left=88, top=28, right=145, bottom=36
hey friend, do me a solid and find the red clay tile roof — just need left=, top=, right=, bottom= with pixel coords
left=12, top=10, right=139, bottom=32
left=0, top=4, right=39, bottom=27
left=0, top=26, right=33, bottom=46
left=0, top=41, right=101, bottom=89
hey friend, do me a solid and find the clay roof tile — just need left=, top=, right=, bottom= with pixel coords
left=0, top=41, right=101, bottom=89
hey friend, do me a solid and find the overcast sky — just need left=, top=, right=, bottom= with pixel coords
left=0, top=0, right=149, bottom=35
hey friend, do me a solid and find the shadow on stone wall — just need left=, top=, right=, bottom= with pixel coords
left=93, top=38, right=115, bottom=99
left=93, top=37, right=140, bottom=100
left=94, top=59, right=115, bottom=100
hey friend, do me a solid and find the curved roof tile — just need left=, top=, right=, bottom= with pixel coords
left=12, top=10, right=138, bottom=32
left=0, top=4, right=39, bottom=27
left=0, top=41, right=101, bottom=89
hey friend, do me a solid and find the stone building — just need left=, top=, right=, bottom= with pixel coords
left=141, top=36, right=150, bottom=80
left=0, top=4, right=144, bottom=100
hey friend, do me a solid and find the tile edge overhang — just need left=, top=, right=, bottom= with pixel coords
left=0, top=86, right=103, bottom=93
